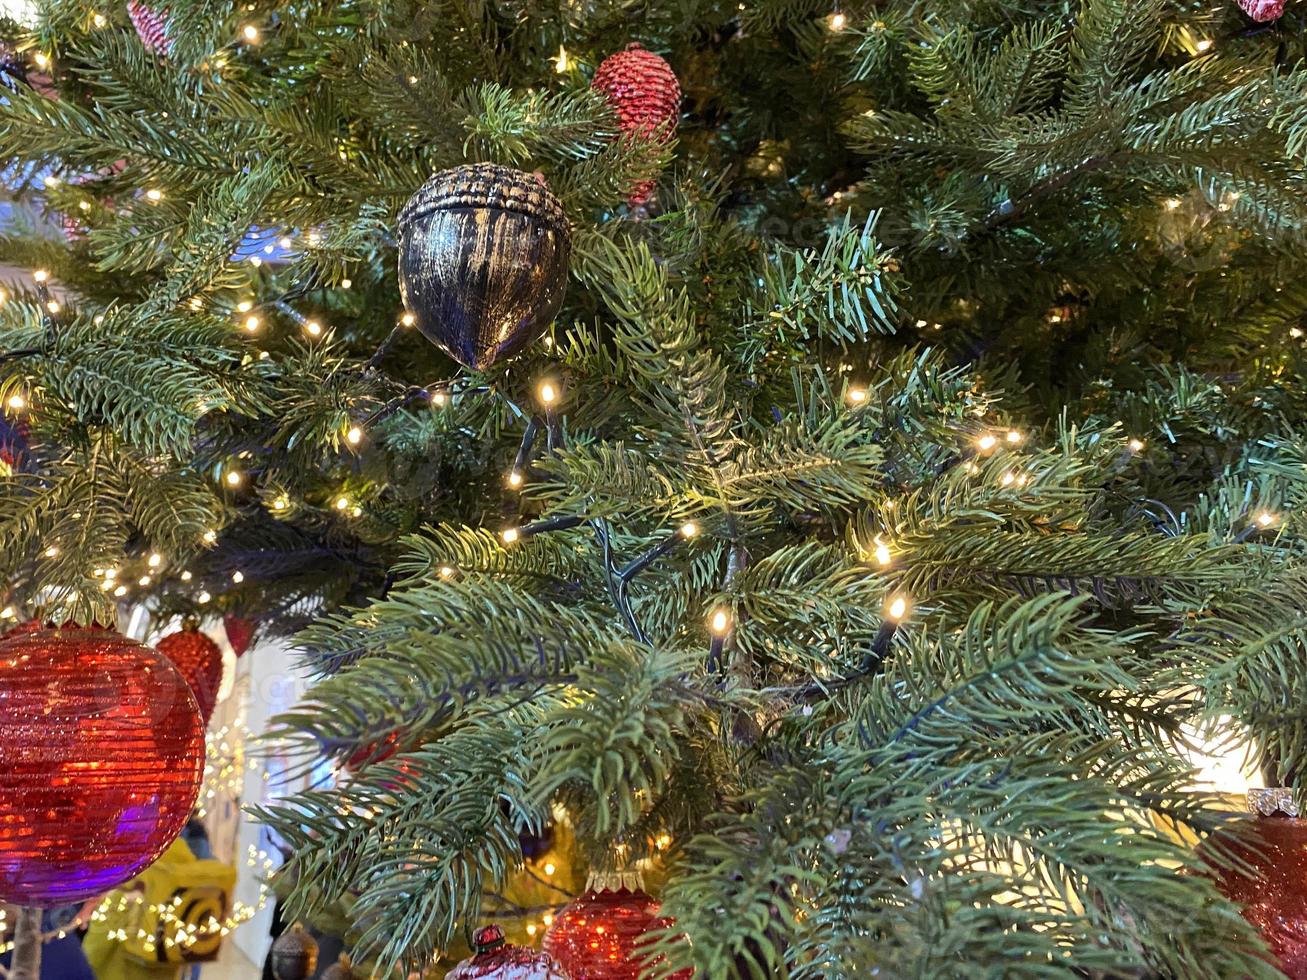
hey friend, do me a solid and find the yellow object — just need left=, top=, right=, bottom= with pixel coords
left=84, top=838, right=237, bottom=980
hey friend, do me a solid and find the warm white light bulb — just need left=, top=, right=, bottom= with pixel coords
left=507, top=470, right=523, bottom=487
left=400, top=312, right=416, bottom=327
left=232, top=570, right=244, bottom=583
left=1005, top=430, right=1022, bottom=444
left=846, top=387, right=867, bottom=405
left=977, top=434, right=997, bottom=451
left=147, top=553, right=162, bottom=568
left=886, top=595, right=909, bottom=621
left=501, top=527, right=520, bottom=545
left=439, top=565, right=455, bottom=579
left=243, top=315, right=260, bottom=333
left=197, top=590, right=212, bottom=603
left=538, top=381, right=559, bottom=406
left=305, top=320, right=323, bottom=337
left=6, top=394, right=25, bottom=411
left=874, top=542, right=891, bottom=567
left=241, top=23, right=259, bottom=41
left=431, top=390, right=448, bottom=407
left=225, top=470, right=243, bottom=487
left=145, top=188, right=163, bottom=202
left=1127, top=438, right=1145, bottom=452
left=335, top=495, right=350, bottom=511
left=828, top=10, right=847, bottom=30
left=679, top=521, right=699, bottom=538
left=1256, top=511, right=1276, bottom=528
left=346, top=425, right=363, bottom=445
left=32, top=269, right=48, bottom=283
left=709, top=607, right=731, bottom=635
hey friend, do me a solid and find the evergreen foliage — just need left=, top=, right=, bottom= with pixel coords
left=0, top=0, right=1305, bottom=974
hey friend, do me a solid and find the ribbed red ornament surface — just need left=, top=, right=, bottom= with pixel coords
left=592, top=44, right=681, bottom=205
left=128, top=0, right=174, bottom=55
left=156, top=627, right=224, bottom=726
left=0, top=627, right=204, bottom=906
left=543, top=887, right=691, bottom=979
left=1206, top=815, right=1307, bottom=978
left=447, top=925, right=570, bottom=979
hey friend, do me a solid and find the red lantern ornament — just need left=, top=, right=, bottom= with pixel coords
left=1203, top=788, right=1307, bottom=978
left=0, top=627, right=204, bottom=906
left=447, top=924, right=569, bottom=979
left=592, top=44, right=681, bottom=206
left=223, top=613, right=255, bottom=658
left=128, top=0, right=174, bottom=55
left=1238, top=0, right=1284, bottom=21
left=156, top=622, right=224, bottom=726
left=543, top=873, right=692, bottom=979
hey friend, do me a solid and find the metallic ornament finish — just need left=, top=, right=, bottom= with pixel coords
left=270, top=924, right=319, bottom=980
left=1202, top=795, right=1307, bottom=978
left=0, top=627, right=204, bottom=905
left=156, top=626, right=224, bottom=726
left=397, top=164, right=570, bottom=371
left=447, top=925, right=570, bottom=979
left=543, top=886, right=692, bottom=979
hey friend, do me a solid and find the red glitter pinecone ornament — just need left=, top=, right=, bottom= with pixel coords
left=0, top=627, right=204, bottom=905
left=128, top=0, right=174, bottom=55
left=156, top=621, right=224, bottom=726
left=447, top=925, right=569, bottom=979
left=544, top=873, right=691, bottom=979
left=592, top=43, right=680, bottom=206
left=1201, top=788, right=1307, bottom=978
left=1238, top=0, right=1284, bottom=20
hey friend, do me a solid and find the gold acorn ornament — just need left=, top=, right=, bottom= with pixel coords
left=397, top=164, right=571, bottom=370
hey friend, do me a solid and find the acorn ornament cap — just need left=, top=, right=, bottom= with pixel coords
left=397, top=164, right=570, bottom=371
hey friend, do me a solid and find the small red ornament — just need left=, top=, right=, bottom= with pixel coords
left=0, top=627, right=204, bottom=906
left=1203, top=788, right=1307, bottom=978
left=156, top=623, right=224, bottom=726
left=1238, top=0, right=1284, bottom=20
left=543, top=875, right=691, bottom=980
left=223, top=613, right=255, bottom=657
left=447, top=924, right=569, bottom=979
left=128, top=0, right=174, bottom=55
left=592, top=44, right=681, bottom=206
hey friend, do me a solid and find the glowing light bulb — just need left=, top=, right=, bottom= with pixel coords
left=400, top=312, right=416, bottom=327
left=180, top=570, right=192, bottom=582
left=225, top=470, right=243, bottom=487
left=243, top=315, right=260, bottom=333
left=537, top=381, right=559, bottom=406
left=1256, top=511, right=1276, bottom=528
left=874, top=542, right=891, bottom=566
left=1165, top=198, right=1181, bottom=211
left=340, top=278, right=352, bottom=289
left=197, top=590, right=211, bottom=604
left=554, top=45, right=570, bottom=72
left=346, top=425, right=363, bottom=445
left=501, top=527, right=520, bottom=545
left=507, top=470, right=523, bottom=487
left=271, top=495, right=288, bottom=512
left=32, top=269, right=48, bottom=283
left=202, top=529, right=218, bottom=544
left=1005, top=430, right=1022, bottom=444
left=43, top=175, right=60, bottom=188
left=543, top=862, right=556, bottom=876
left=828, top=10, right=847, bottom=30
left=92, top=12, right=107, bottom=26
left=977, top=434, right=997, bottom=452
left=231, top=570, right=244, bottom=583
left=138, top=575, right=151, bottom=587
left=145, top=188, right=163, bottom=202
left=147, top=553, right=162, bottom=568
left=335, top=495, right=350, bottom=511
left=709, top=607, right=731, bottom=635
left=1195, top=38, right=1213, bottom=52
left=679, top=521, right=699, bottom=538
left=431, top=390, right=448, bottom=407
left=32, top=52, right=49, bottom=69
left=43, top=545, right=58, bottom=558
left=885, top=595, right=909, bottom=621
left=439, top=565, right=454, bottom=579
left=241, top=23, right=259, bottom=41
left=846, top=387, right=867, bottom=405
left=236, top=300, right=254, bottom=313
left=6, top=394, right=25, bottom=411
left=305, top=320, right=323, bottom=337
left=113, top=585, right=128, bottom=597
left=1127, top=438, right=1145, bottom=452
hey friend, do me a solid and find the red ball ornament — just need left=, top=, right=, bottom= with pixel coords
left=1203, top=788, right=1307, bottom=978
left=156, top=624, right=224, bottom=726
left=543, top=877, right=691, bottom=980
left=0, top=627, right=204, bottom=906
left=592, top=44, right=681, bottom=206
left=447, top=924, right=569, bottom=979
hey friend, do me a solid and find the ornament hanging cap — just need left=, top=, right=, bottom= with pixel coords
left=398, top=164, right=569, bottom=239
left=1250, top=787, right=1300, bottom=817
left=473, top=925, right=506, bottom=952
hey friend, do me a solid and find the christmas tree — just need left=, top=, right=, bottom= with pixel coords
left=0, top=0, right=1305, bottom=974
